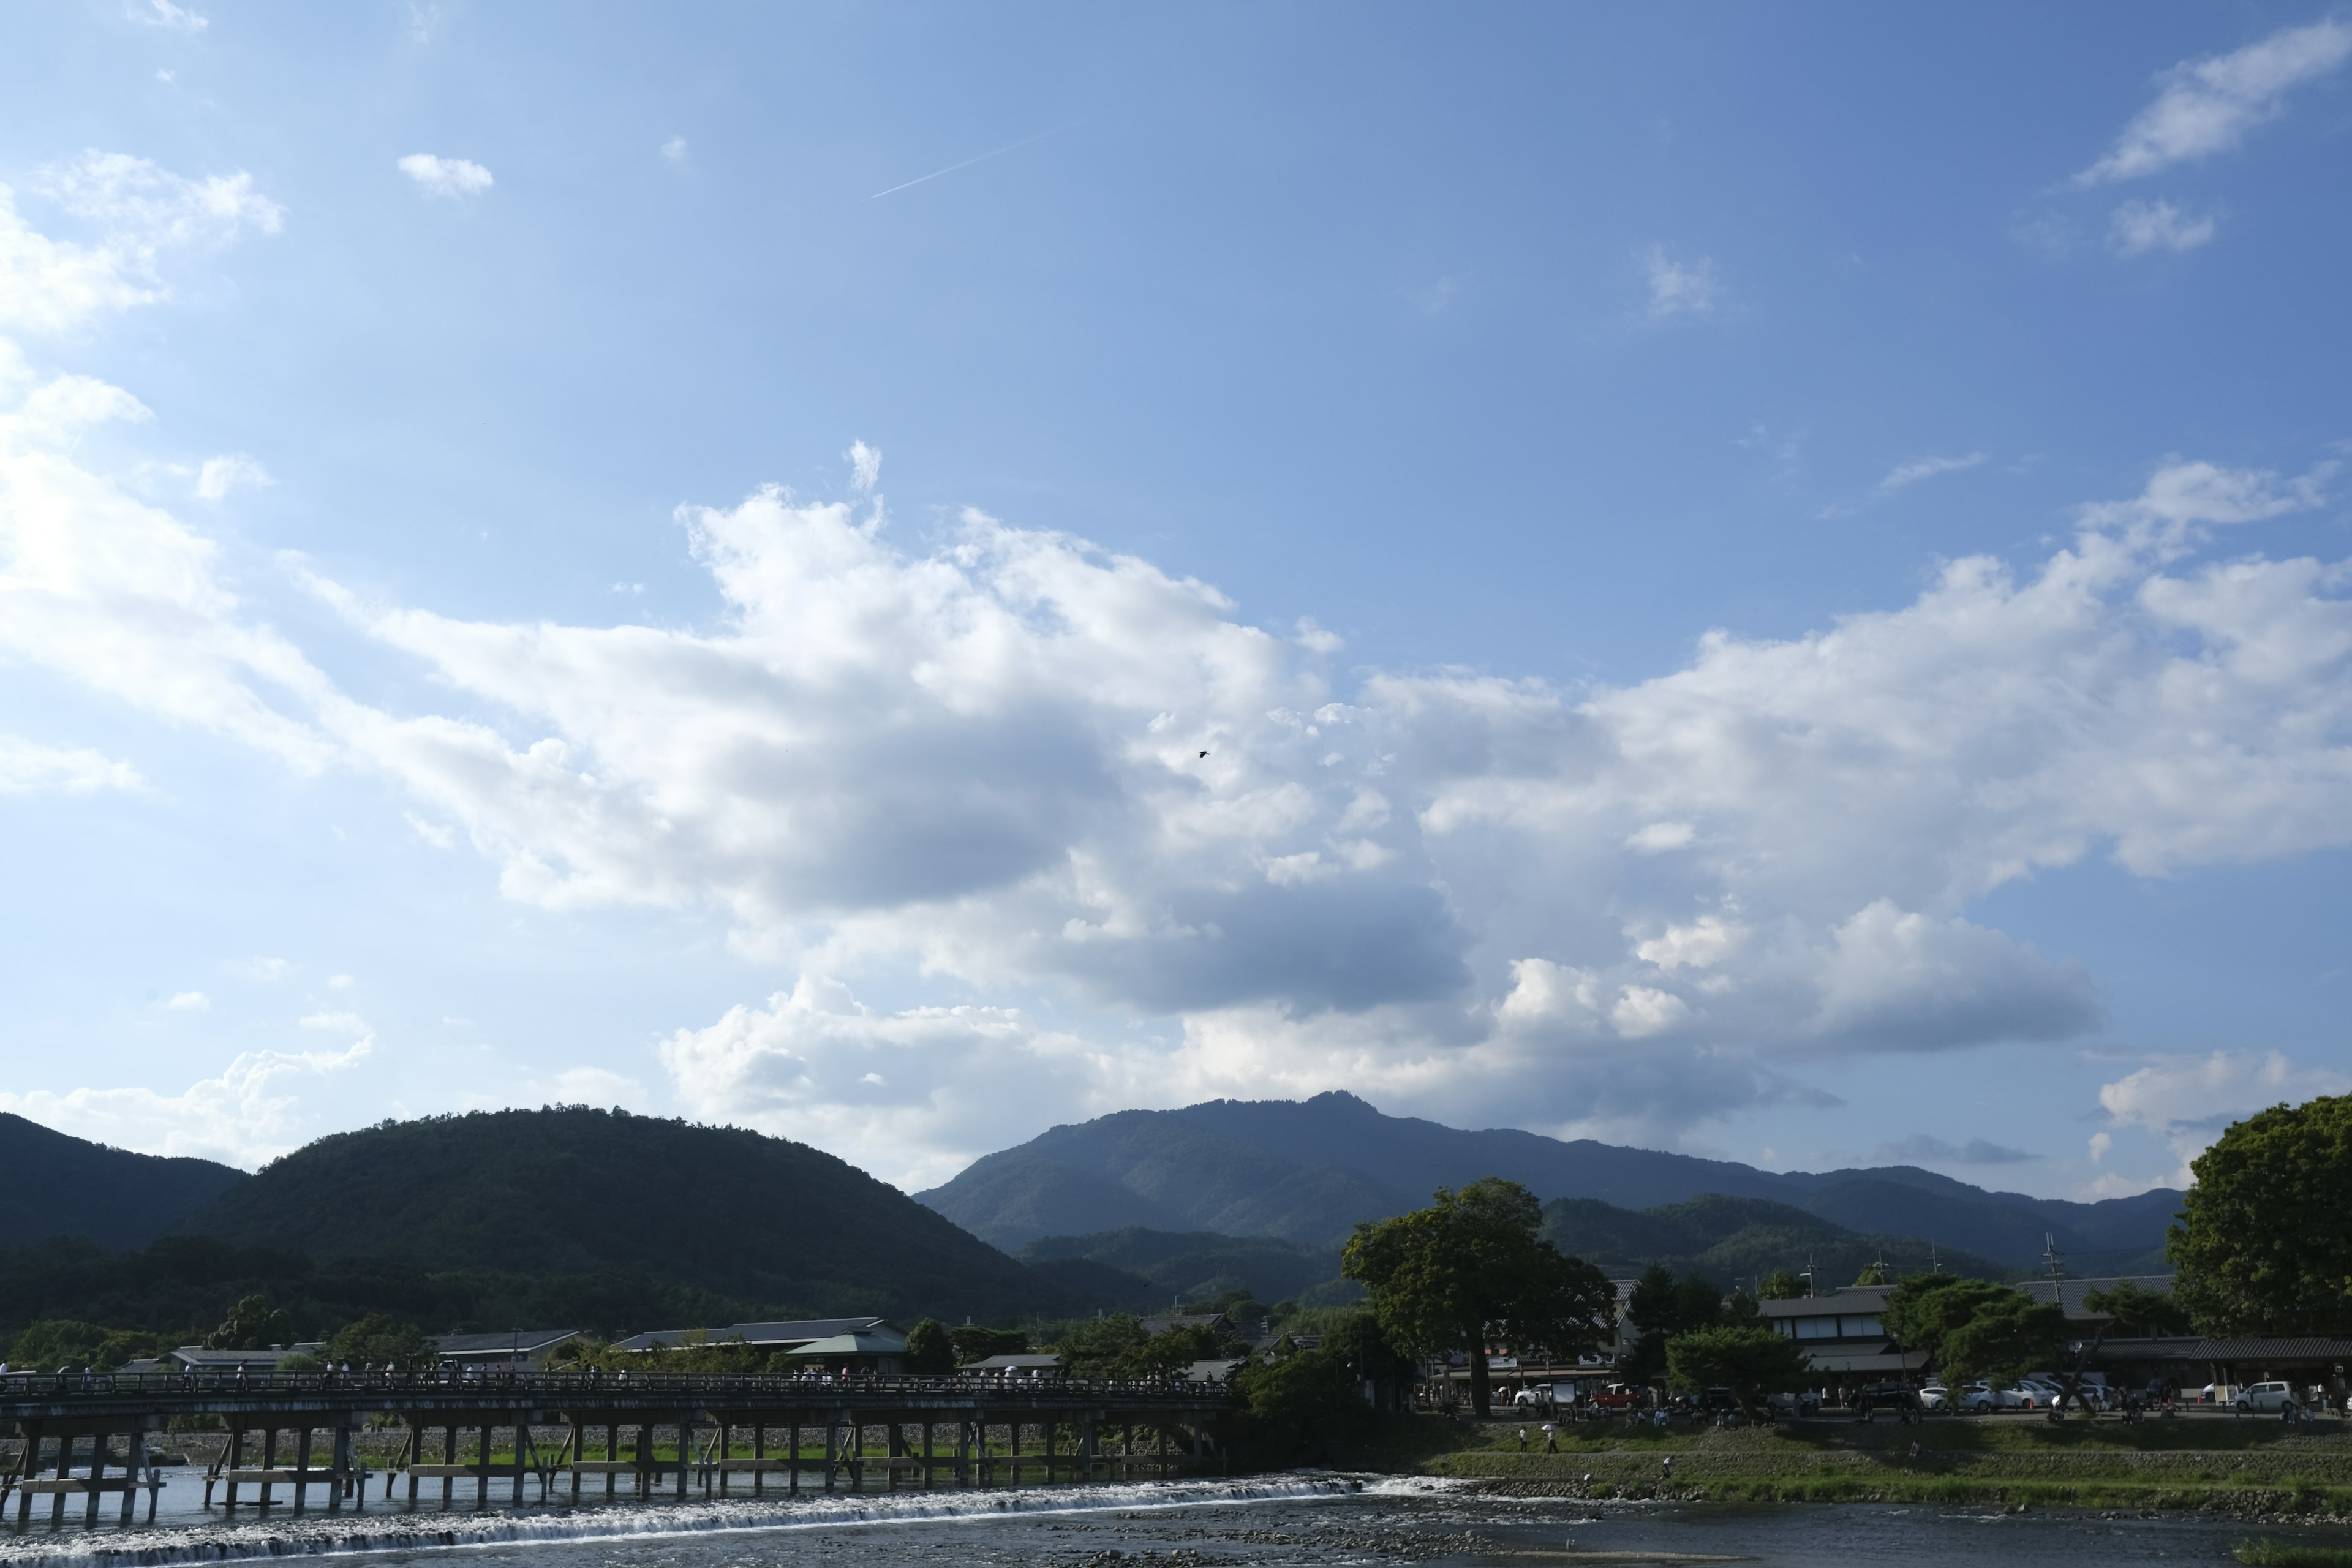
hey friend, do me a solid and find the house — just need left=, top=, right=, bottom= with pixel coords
left=1758, top=1286, right=1926, bottom=1379
left=1184, top=1357, right=1245, bottom=1384
left=612, top=1317, right=903, bottom=1355
left=785, top=1329, right=909, bottom=1376
left=963, top=1353, right=1066, bottom=1378
left=428, top=1329, right=581, bottom=1368
left=165, top=1344, right=326, bottom=1373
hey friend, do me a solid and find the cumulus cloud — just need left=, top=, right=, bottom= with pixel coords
left=1640, top=246, right=1721, bottom=320
left=1875, top=453, right=1986, bottom=496
left=0, top=735, right=141, bottom=794
left=0, top=1034, right=371, bottom=1167
left=2098, top=1050, right=2352, bottom=1181
left=2109, top=200, right=2217, bottom=257
left=662, top=975, right=1121, bottom=1190
left=398, top=154, right=494, bottom=199
left=9, top=167, right=2352, bottom=1164
left=662, top=137, right=689, bottom=167
left=2078, top=17, right=2352, bottom=184
left=195, top=453, right=272, bottom=500
left=165, top=990, right=209, bottom=1009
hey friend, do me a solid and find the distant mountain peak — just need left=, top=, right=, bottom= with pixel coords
left=917, top=1095, right=2179, bottom=1270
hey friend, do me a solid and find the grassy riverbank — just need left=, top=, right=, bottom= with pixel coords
left=1400, top=1414, right=2352, bottom=1517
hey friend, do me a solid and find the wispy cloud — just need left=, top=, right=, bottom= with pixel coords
left=1640, top=246, right=1720, bottom=321
left=661, top=137, right=688, bottom=167
left=2078, top=17, right=2352, bottom=184
left=195, top=453, right=272, bottom=500
left=398, top=154, right=494, bottom=199
left=1875, top=452, right=1987, bottom=497
left=867, top=126, right=1069, bottom=201
left=1876, top=1132, right=2035, bottom=1166
left=129, top=0, right=207, bottom=33
left=2108, top=200, right=2218, bottom=256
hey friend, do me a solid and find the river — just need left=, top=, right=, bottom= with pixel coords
left=0, top=1468, right=2321, bottom=1566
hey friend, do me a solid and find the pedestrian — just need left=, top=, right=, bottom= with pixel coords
left=1544, top=1422, right=1558, bottom=1453
left=1518, top=1425, right=1528, bottom=1451
left=1661, top=1454, right=1673, bottom=1485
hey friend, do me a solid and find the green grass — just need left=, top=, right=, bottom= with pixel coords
left=2237, top=1541, right=2352, bottom=1566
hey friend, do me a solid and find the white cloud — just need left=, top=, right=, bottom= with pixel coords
left=1640, top=246, right=1721, bottom=320
left=0, top=1036, right=371, bottom=1167
left=0, top=152, right=279, bottom=336
left=1625, top=821, right=1695, bottom=854
left=2098, top=1049, right=2352, bottom=1181
left=661, top=974, right=1120, bottom=1190
left=165, top=990, right=209, bottom=1009
left=231, top=956, right=292, bottom=981
left=195, top=453, right=272, bottom=500
left=398, top=154, right=494, bottom=199
left=1875, top=452, right=1986, bottom=496
left=129, top=0, right=207, bottom=32
left=2078, top=17, right=2352, bottom=184
left=662, top=137, right=689, bottom=167
left=0, top=735, right=141, bottom=794
left=2108, top=200, right=2217, bottom=257
left=846, top=439, right=881, bottom=493
left=4, top=176, right=2351, bottom=1166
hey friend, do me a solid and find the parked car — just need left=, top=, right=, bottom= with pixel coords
left=1766, top=1389, right=1822, bottom=1417
left=1993, top=1384, right=2045, bottom=1411
left=1918, top=1384, right=1950, bottom=1412
left=1955, top=1381, right=1997, bottom=1414
left=2235, top=1381, right=2302, bottom=1414
left=1854, top=1380, right=1920, bottom=1415
left=1591, top=1384, right=1644, bottom=1411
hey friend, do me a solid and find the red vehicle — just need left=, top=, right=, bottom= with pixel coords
left=1589, top=1384, right=1643, bottom=1411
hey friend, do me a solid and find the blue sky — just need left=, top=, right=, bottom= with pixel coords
left=2, top=1, right=2348, bottom=1203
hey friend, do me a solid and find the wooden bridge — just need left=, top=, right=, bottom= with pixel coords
left=0, top=1368, right=1237, bottom=1528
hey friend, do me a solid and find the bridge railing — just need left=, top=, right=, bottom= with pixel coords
left=0, top=1368, right=1232, bottom=1404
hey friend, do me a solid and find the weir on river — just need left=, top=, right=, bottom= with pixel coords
left=0, top=1368, right=1237, bottom=1527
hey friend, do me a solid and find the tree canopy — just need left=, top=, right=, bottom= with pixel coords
left=1665, top=1324, right=1812, bottom=1417
left=903, top=1318, right=955, bottom=1374
left=1755, top=1269, right=1804, bottom=1300
left=2169, top=1095, right=2352, bottom=1336
left=205, top=1294, right=293, bottom=1351
left=1343, top=1177, right=1613, bottom=1417
left=325, top=1313, right=432, bottom=1366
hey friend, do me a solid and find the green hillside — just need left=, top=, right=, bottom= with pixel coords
left=1, top=1113, right=246, bottom=1251
left=1018, top=1227, right=1353, bottom=1308
left=176, top=1108, right=1071, bottom=1324
left=1540, top=1193, right=2013, bottom=1286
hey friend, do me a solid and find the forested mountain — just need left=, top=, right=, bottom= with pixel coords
left=1, top=1113, right=247, bottom=1251
left=1017, top=1228, right=1352, bottom=1311
left=175, top=1107, right=1071, bottom=1324
left=1539, top=1194, right=2010, bottom=1286
left=918, top=1091, right=2179, bottom=1272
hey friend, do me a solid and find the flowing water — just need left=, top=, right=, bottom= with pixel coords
left=0, top=1468, right=2329, bottom=1567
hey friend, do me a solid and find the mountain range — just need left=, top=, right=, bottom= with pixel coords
left=916, top=1091, right=2180, bottom=1273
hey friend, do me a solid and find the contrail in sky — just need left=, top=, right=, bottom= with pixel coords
left=866, top=126, right=1073, bottom=200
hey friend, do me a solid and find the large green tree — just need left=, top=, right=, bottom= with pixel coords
left=1623, top=1265, right=1724, bottom=1389
left=1881, top=1275, right=2018, bottom=1368
left=2169, top=1095, right=2352, bottom=1336
left=325, top=1314, right=432, bottom=1367
left=903, top=1318, right=956, bottom=1375
left=1939, top=1292, right=2067, bottom=1387
left=205, top=1294, right=293, bottom=1351
left=1665, top=1325, right=1812, bottom=1419
left=1343, top=1177, right=1614, bottom=1417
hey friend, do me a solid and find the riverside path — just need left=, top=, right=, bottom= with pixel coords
left=1, top=1366, right=1238, bottom=1526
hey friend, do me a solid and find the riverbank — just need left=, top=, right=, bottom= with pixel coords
left=1398, top=1414, right=2352, bottom=1518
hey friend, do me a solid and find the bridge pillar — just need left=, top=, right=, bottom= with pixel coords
left=120, top=1429, right=148, bottom=1525
left=80, top=1430, right=107, bottom=1525
left=294, top=1425, right=312, bottom=1510
left=789, top=1422, right=799, bottom=1494
left=330, top=1427, right=352, bottom=1509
